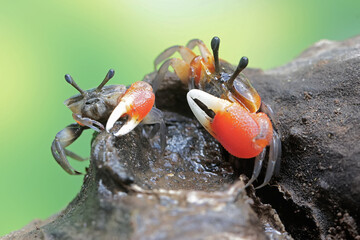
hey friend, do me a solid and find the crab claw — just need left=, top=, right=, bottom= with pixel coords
left=106, top=81, right=155, bottom=136
left=187, top=89, right=273, bottom=158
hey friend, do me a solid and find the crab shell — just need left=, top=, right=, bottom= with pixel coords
left=64, top=85, right=127, bottom=122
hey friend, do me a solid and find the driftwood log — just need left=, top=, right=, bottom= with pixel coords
left=3, top=36, right=360, bottom=240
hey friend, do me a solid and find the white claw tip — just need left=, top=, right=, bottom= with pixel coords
left=113, top=118, right=140, bottom=136
left=106, top=100, right=128, bottom=133
left=105, top=123, right=113, bottom=133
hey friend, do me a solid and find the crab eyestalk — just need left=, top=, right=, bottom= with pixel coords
left=227, top=57, right=249, bottom=89
left=65, top=74, right=87, bottom=97
left=211, top=36, right=220, bottom=73
left=96, top=69, right=115, bottom=91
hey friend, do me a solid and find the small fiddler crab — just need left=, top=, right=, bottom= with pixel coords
left=51, top=69, right=165, bottom=175
left=153, top=37, right=281, bottom=188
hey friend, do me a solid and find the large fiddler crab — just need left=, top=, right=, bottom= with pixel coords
left=51, top=69, right=165, bottom=175
left=153, top=37, right=281, bottom=188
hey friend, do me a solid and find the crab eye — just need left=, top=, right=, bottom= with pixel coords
left=64, top=74, right=86, bottom=97
left=227, top=57, right=249, bottom=90
left=96, top=69, right=115, bottom=91
left=210, top=36, right=220, bottom=73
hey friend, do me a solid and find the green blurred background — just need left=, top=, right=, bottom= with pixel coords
left=0, top=0, right=359, bottom=236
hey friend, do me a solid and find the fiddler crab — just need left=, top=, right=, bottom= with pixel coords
left=153, top=37, right=281, bottom=188
left=51, top=69, right=165, bottom=175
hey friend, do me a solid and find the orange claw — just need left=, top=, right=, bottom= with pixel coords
left=106, top=81, right=155, bottom=136
left=212, top=104, right=273, bottom=158
left=187, top=89, right=273, bottom=159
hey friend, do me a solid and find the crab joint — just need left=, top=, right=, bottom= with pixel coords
left=106, top=81, right=155, bottom=136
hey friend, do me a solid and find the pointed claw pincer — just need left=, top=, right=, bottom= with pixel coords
left=187, top=89, right=273, bottom=159
left=106, top=81, right=155, bottom=136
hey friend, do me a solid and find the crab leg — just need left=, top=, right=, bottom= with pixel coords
left=153, top=58, right=192, bottom=93
left=141, top=107, right=167, bottom=154
left=72, top=113, right=104, bottom=132
left=51, top=123, right=87, bottom=175
left=186, top=39, right=213, bottom=63
left=274, top=131, right=282, bottom=175
left=64, top=149, right=88, bottom=162
left=154, top=45, right=196, bottom=70
left=260, top=102, right=282, bottom=176
left=244, top=148, right=266, bottom=188
left=106, top=81, right=155, bottom=137
left=260, top=102, right=275, bottom=124
left=255, top=131, right=281, bottom=189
